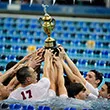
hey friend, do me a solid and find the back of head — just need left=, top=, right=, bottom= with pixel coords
left=6, top=61, right=17, bottom=71
left=67, top=82, right=86, bottom=98
left=105, top=82, right=110, bottom=94
left=90, top=70, right=103, bottom=87
left=16, top=66, right=31, bottom=85
left=3, top=61, right=17, bottom=86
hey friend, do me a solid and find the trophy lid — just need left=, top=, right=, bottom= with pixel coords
left=45, top=37, right=55, bottom=42
left=42, top=14, right=52, bottom=21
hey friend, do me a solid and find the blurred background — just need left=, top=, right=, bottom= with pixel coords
left=0, top=0, right=110, bottom=82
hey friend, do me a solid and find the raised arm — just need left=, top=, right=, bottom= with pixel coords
left=43, top=49, right=52, bottom=78
left=53, top=56, right=67, bottom=97
left=59, top=46, right=86, bottom=85
left=61, top=59, right=83, bottom=84
left=6, top=76, right=19, bottom=92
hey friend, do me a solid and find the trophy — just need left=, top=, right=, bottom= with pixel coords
left=39, top=4, right=56, bottom=49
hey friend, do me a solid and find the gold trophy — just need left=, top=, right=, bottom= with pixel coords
left=39, top=4, right=56, bottom=49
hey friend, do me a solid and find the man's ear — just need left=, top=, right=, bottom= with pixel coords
left=26, top=77, right=31, bottom=82
left=95, top=79, right=100, bottom=85
left=107, top=93, right=110, bottom=99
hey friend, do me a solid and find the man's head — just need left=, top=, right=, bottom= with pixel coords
left=3, top=61, right=17, bottom=86
left=16, top=66, right=37, bottom=85
left=99, top=82, right=110, bottom=99
left=85, top=70, right=103, bottom=88
left=67, top=82, right=88, bottom=100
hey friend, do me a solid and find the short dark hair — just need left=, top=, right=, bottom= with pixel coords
left=16, top=66, right=31, bottom=84
left=6, top=61, right=17, bottom=71
left=105, top=82, right=110, bottom=94
left=67, top=82, right=86, bottom=98
left=3, top=61, right=17, bottom=86
left=90, top=70, right=103, bottom=87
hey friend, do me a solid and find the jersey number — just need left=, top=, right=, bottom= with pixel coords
left=21, top=90, right=32, bottom=100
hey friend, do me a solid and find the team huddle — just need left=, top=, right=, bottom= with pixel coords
left=0, top=45, right=109, bottom=101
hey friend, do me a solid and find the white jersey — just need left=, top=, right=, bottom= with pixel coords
left=86, top=81, right=99, bottom=96
left=87, top=93, right=98, bottom=100
left=8, top=78, right=55, bottom=101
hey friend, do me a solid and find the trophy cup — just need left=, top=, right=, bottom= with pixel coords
left=39, top=4, right=56, bottom=49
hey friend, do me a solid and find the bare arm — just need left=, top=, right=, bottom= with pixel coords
left=61, top=59, right=84, bottom=84
left=54, top=56, right=67, bottom=96
left=43, top=49, right=52, bottom=79
left=59, top=46, right=86, bottom=85
left=6, top=76, right=19, bottom=92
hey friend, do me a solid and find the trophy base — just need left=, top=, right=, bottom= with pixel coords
left=45, top=40, right=56, bottom=49
left=44, top=40, right=59, bottom=56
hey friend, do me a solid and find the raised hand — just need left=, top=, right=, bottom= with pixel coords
left=57, top=45, right=67, bottom=60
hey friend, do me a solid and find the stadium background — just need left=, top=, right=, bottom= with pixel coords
left=0, top=0, right=110, bottom=109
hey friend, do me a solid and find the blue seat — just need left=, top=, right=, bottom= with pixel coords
left=20, top=30, right=29, bottom=36
left=85, top=49, right=93, bottom=55
left=16, top=23, right=24, bottom=29
left=76, top=33, right=83, bottom=39
left=94, top=28, right=102, bottom=33
left=104, top=73, right=109, bottom=78
left=78, top=59, right=87, bottom=66
left=4, top=17, right=13, bottom=23
left=63, top=32, right=70, bottom=38
left=57, top=39, right=64, bottom=45
left=83, top=71, right=87, bottom=78
left=101, top=50, right=109, bottom=58
left=56, top=25, right=62, bottom=31
left=16, top=18, right=26, bottom=24
left=66, top=21, right=73, bottom=25
left=28, top=37, right=34, bottom=43
left=103, top=23, right=110, bottom=28
left=27, top=105, right=35, bottom=110
left=89, top=34, right=97, bottom=40
left=64, top=107, right=76, bottom=110
left=56, top=20, right=62, bottom=25
left=38, top=106, right=51, bottom=110
left=81, top=27, right=88, bottom=32
left=12, top=37, right=20, bottom=43
left=0, top=54, right=7, bottom=60
left=10, top=104, right=22, bottom=110
left=16, top=55, right=24, bottom=60
left=87, top=60, right=96, bottom=66
left=29, top=24, right=37, bottom=29
left=0, top=66, right=5, bottom=71
left=4, top=23, right=11, bottom=28
left=7, top=55, right=16, bottom=61
left=77, top=21, right=86, bottom=27
left=67, top=49, right=76, bottom=55
left=0, top=44, right=5, bottom=50
left=7, top=30, right=15, bottom=36
left=22, top=105, right=35, bottom=110
left=12, top=45, right=21, bottom=51
left=69, top=26, right=75, bottom=32
left=96, top=60, right=105, bottom=67
left=29, top=19, right=38, bottom=24
left=108, top=73, right=110, bottom=78
left=73, top=40, right=81, bottom=46
left=90, top=22, right=100, bottom=28
left=106, top=61, right=110, bottom=67
left=105, top=35, right=110, bottom=40
left=1, top=103, right=9, bottom=109
left=104, top=73, right=110, bottom=78
left=95, top=42, right=103, bottom=48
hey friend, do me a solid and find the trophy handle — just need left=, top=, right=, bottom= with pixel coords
left=39, top=17, right=43, bottom=26
left=51, top=18, right=56, bottom=30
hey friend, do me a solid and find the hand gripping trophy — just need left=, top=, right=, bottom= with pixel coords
left=39, top=4, right=57, bottom=51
